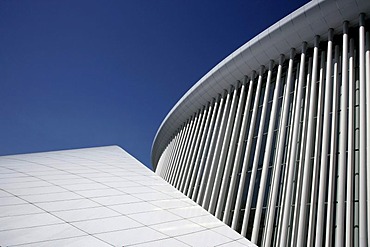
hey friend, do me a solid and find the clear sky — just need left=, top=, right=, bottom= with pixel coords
left=0, top=0, right=308, bottom=169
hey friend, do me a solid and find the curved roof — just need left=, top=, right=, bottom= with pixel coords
left=151, top=0, right=370, bottom=167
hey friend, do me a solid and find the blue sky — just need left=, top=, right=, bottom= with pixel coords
left=0, top=0, right=308, bottom=169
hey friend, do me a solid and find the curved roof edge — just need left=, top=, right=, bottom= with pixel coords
left=151, top=0, right=370, bottom=168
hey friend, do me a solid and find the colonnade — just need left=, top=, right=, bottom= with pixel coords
left=154, top=15, right=370, bottom=247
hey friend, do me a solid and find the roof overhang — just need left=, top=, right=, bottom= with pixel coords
left=151, top=0, right=370, bottom=168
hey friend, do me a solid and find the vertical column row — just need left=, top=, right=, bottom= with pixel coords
left=191, top=96, right=221, bottom=201
left=252, top=55, right=285, bottom=243
left=155, top=14, right=370, bottom=247
left=264, top=49, right=296, bottom=247
left=215, top=77, right=248, bottom=219
left=169, top=118, right=192, bottom=185
left=165, top=128, right=183, bottom=182
left=231, top=67, right=264, bottom=230
left=197, top=92, right=226, bottom=204
left=186, top=99, right=215, bottom=197
left=223, top=74, right=255, bottom=225
left=174, top=110, right=200, bottom=189
left=241, top=61, right=275, bottom=237
left=202, top=87, right=233, bottom=209
left=177, top=107, right=205, bottom=191
left=208, top=84, right=240, bottom=214
left=183, top=101, right=212, bottom=195
left=295, top=36, right=320, bottom=246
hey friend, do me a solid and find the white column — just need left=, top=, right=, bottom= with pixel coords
left=202, top=88, right=232, bottom=209
left=241, top=62, right=274, bottom=237
left=296, top=36, right=320, bottom=246
left=264, top=49, right=296, bottom=247
left=315, top=28, right=334, bottom=247
left=325, top=45, right=340, bottom=247
left=215, top=79, right=247, bottom=219
left=279, top=42, right=307, bottom=247
left=231, top=66, right=264, bottom=230
left=252, top=57, right=284, bottom=242
left=346, top=38, right=355, bottom=247
left=187, top=100, right=214, bottom=196
left=223, top=74, right=254, bottom=225
left=209, top=84, right=239, bottom=214
left=366, top=30, right=370, bottom=247
left=336, top=22, right=348, bottom=247
left=191, top=98, right=219, bottom=201
left=359, top=13, right=368, bottom=247
left=197, top=94, right=225, bottom=204
left=307, top=50, right=327, bottom=247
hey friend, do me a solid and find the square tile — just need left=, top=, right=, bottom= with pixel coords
left=0, top=223, right=86, bottom=246
left=36, top=198, right=101, bottom=212
left=212, top=225, right=244, bottom=240
left=118, top=186, right=157, bottom=194
left=6, top=186, right=67, bottom=196
left=76, top=188, right=123, bottom=198
left=20, top=235, right=112, bottom=247
left=109, top=201, right=161, bottom=215
left=129, top=209, right=181, bottom=225
left=237, top=237, right=256, bottom=246
left=218, top=240, right=254, bottom=247
left=0, top=190, right=13, bottom=197
left=71, top=215, right=142, bottom=234
left=133, top=192, right=173, bottom=201
left=95, top=226, right=167, bottom=246
left=154, top=219, right=206, bottom=237
left=131, top=237, right=189, bottom=247
left=37, top=174, right=82, bottom=180
left=0, top=213, right=63, bottom=231
left=53, top=207, right=120, bottom=222
left=169, top=206, right=208, bottom=218
left=150, top=199, right=193, bottom=209
left=21, top=191, right=83, bottom=203
left=91, top=194, right=141, bottom=206
left=0, top=176, right=41, bottom=184
left=175, top=229, right=232, bottom=247
left=61, top=183, right=109, bottom=191
left=90, top=176, right=126, bottom=182
left=51, top=178, right=94, bottom=186
left=0, top=196, right=27, bottom=206
left=104, top=180, right=139, bottom=188
left=189, top=215, right=224, bottom=229
left=0, top=203, right=43, bottom=217
left=0, top=180, right=52, bottom=189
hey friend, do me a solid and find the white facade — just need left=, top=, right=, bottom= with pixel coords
left=152, top=0, right=370, bottom=246
left=0, top=146, right=254, bottom=246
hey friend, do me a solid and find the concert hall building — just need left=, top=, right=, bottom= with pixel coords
left=152, top=0, right=370, bottom=246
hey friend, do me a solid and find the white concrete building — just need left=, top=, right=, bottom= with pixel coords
left=152, top=0, right=370, bottom=246
left=0, top=146, right=254, bottom=246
